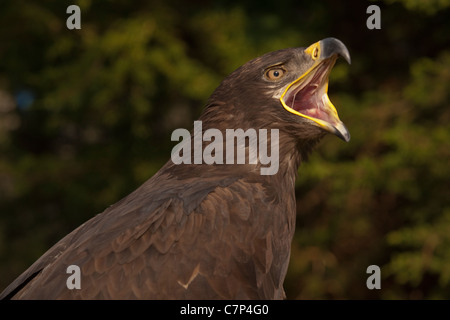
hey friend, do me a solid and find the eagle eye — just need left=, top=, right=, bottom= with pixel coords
left=265, top=67, right=286, bottom=81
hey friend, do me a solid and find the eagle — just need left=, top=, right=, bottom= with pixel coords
left=1, top=37, right=351, bottom=299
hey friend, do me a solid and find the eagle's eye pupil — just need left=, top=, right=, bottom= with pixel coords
left=273, top=71, right=279, bottom=77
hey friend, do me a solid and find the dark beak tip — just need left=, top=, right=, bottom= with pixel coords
left=344, top=54, right=351, bottom=65
left=320, top=37, right=351, bottom=65
left=336, top=131, right=351, bottom=143
left=344, top=53, right=351, bottom=65
left=332, top=122, right=351, bottom=142
left=344, top=134, right=351, bottom=143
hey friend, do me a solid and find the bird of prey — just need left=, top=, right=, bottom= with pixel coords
left=1, top=37, right=351, bottom=299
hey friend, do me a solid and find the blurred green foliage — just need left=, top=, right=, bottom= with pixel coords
left=0, top=0, right=449, bottom=299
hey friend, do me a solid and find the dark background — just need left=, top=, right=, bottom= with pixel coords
left=0, top=0, right=449, bottom=299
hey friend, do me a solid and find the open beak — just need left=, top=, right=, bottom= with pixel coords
left=280, top=38, right=351, bottom=142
